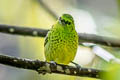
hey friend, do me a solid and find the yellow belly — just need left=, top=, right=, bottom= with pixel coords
left=45, top=40, right=78, bottom=65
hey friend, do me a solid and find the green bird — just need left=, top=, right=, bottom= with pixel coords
left=44, top=14, right=78, bottom=65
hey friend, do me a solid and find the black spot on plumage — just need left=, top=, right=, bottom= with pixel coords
left=74, top=35, right=76, bottom=37
left=60, top=40, right=63, bottom=42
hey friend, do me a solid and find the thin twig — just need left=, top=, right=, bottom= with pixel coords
left=0, top=24, right=120, bottom=47
left=0, top=54, right=104, bottom=79
left=37, top=0, right=58, bottom=20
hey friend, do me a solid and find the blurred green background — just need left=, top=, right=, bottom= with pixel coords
left=0, top=0, right=120, bottom=80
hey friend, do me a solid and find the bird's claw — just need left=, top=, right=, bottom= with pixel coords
left=71, top=61, right=81, bottom=72
left=50, top=61, right=57, bottom=66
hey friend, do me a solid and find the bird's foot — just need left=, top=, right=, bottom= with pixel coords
left=47, top=61, right=57, bottom=74
left=37, top=60, right=57, bottom=75
left=50, top=61, right=57, bottom=66
left=71, top=61, right=81, bottom=72
left=36, top=60, right=47, bottom=75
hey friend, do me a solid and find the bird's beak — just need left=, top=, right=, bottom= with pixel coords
left=59, top=17, right=62, bottom=24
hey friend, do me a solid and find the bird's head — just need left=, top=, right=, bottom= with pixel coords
left=58, top=14, right=75, bottom=28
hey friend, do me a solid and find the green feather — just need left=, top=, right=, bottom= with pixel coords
left=44, top=14, right=78, bottom=65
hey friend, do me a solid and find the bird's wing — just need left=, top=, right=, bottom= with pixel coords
left=44, top=34, right=48, bottom=46
left=44, top=25, right=54, bottom=46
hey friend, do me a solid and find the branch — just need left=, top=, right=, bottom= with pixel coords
left=35, top=1, right=120, bottom=47
left=78, top=33, right=120, bottom=47
left=0, top=54, right=103, bottom=79
left=0, top=24, right=48, bottom=37
left=0, top=24, right=120, bottom=47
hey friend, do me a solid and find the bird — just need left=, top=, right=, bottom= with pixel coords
left=44, top=14, right=78, bottom=65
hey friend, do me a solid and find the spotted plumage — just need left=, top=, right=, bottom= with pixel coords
left=44, top=14, right=78, bottom=65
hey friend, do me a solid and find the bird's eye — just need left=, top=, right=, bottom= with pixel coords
left=61, top=19, right=65, bottom=22
left=68, top=22, right=71, bottom=25
left=65, top=21, right=68, bottom=24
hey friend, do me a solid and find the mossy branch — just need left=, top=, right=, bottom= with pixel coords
left=0, top=24, right=120, bottom=47
left=0, top=54, right=104, bottom=79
